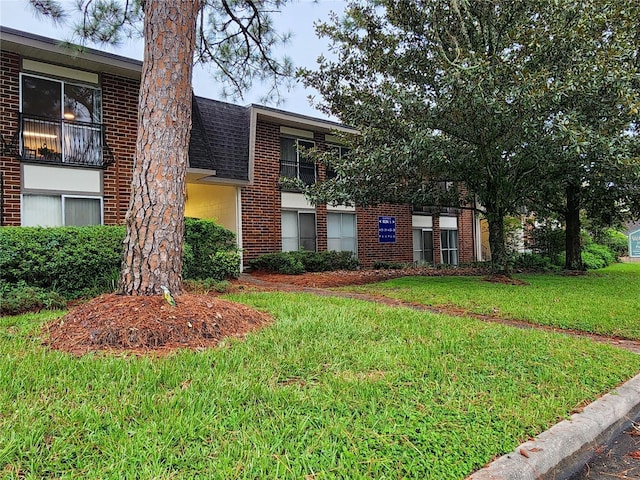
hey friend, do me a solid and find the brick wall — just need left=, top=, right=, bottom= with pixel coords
left=0, top=51, right=21, bottom=226
left=356, top=204, right=414, bottom=267
left=101, top=73, right=139, bottom=224
left=240, top=119, right=478, bottom=268
left=241, top=120, right=282, bottom=262
left=457, top=208, right=476, bottom=263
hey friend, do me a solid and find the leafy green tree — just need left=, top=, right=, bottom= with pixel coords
left=525, top=2, right=640, bottom=269
left=300, top=0, right=639, bottom=274
left=30, top=0, right=292, bottom=295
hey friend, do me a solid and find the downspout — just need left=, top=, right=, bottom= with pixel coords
left=115, top=152, right=121, bottom=223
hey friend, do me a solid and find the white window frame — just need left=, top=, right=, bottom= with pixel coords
left=440, top=229, right=459, bottom=265
left=327, top=212, right=357, bottom=254
left=280, top=137, right=317, bottom=185
left=281, top=209, right=317, bottom=252
left=19, top=72, right=102, bottom=164
left=21, top=193, right=104, bottom=227
left=413, top=228, right=434, bottom=264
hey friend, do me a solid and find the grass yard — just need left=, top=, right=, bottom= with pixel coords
left=340, top=263, right=640, bottom=340
left=1, top=292, right=639, bottom=479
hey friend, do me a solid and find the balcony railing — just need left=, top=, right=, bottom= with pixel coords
left=280, top=159, right=316, bottom=186
left=19, top=113, right=105, bottom=167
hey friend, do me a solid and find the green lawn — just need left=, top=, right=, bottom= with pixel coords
left=340, top=263, right=640, bottom=340
left=1, top=292, right=639, bottom=479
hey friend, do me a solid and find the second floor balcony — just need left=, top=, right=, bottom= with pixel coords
left=20, top=113, right=105, bottom=168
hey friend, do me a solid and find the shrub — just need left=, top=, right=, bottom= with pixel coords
left=0, top=219, right=240, bottom=300
left=249, top=253, right=306, bottom=274
left=208, top=251, right=241, bottom=280
left=183, top=278, right=231, bottom=294
left=0, top=281, right=67, bottom=316
left=0, top=225, right=125, bottom=299
left=556, top=243, right=616, bottom=270
left=292, top=250, right=359, bottom=272
left=581, top=251, right=606, bottom=270
left=583, top=243, right=615, bottom=268
left=183, top=218, right=239, bottom=280
left=249, top=250, right=359, bottom=274
left=512, top=253, right=559, bottom=272
left=372, top=261, right=408, bottom=270
left=597, top=228, right=628, bottom=258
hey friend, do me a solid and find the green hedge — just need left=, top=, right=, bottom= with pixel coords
left=556, top=242, right=616, bottom=270
left=183, top=218, right=239, bottom=280
left=249, top=250, right=359, bottom=274
left=0, top=219, right=239, bottom=300
left=0, top=225, right=125, bottom=299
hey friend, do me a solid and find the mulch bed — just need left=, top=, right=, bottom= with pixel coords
left=245, top=266, right=490, bottom=288
left=44, top=293, right=271, bottom=357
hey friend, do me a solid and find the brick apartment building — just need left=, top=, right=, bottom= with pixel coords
left=0, top=27, right=483, bottom=268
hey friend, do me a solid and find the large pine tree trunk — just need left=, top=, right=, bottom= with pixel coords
left=564, top=183, right=584, bottom=271
left=119, top=0, right=201, bottom=296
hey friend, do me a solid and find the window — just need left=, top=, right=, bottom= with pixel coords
left=328, top=212, right=356, bottom=253
left=20, top=73, right=103, bottom=166
left=280, top=137, right=316, bottom=185
left=413, top=229, right=434, bottom=264
left=282, top=211, right=316, bottom=252
left=441, top=229, right=459, bottom=265
left=326, top=145, right=350, bottom=179
left=22, top=194, right=103, bottom=226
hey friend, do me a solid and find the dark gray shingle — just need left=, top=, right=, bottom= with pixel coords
left=188, top=96, right=249, bottom=182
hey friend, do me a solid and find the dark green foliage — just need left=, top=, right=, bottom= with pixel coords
left=249, top=253, right=305, bottom=274
left=183, top=218, right=239, bottom=280
left=0, top=281, right=67, bottom=316
left=511, top=254, right=559, bottom=272
left=0, top=219, right=239, bottom=309
left=0, top=225, right=125, bottom=299
left=183, top=278, right=231, bottom=294
left=528, top=223, right=566, bottom=260
left=557, top=243, right=616, bottom=270
left=582, top=243, right=615, bottom=269
left=293, top=250, right=359, bottom=272
left=250, top=250, right=359, bottom=274
left=593, top=228, right=628, bottom=258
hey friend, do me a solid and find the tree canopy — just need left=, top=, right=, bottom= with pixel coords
left=300, top=0, right=640, bottom=273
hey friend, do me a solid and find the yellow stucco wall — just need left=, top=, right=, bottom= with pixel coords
left=185, top=183, right=238, bottom=233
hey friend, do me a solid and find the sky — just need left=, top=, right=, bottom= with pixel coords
left=0, top=0, right=347, bottom=120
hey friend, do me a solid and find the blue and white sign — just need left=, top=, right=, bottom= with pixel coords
left=629, top=228, right=640, bottom=258
left=378, top=216, right=396, bottom=243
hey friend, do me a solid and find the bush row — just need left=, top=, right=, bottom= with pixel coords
left=0, top=219, right=240, bottom=303
left=513, top=241, right=617, bottom=272
left=249, top=250, right=359, bottom=274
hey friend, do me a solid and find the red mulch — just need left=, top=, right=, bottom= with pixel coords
left=245, top=266, right=490, bottom=288
left=44, top=293, right=271, bottom=357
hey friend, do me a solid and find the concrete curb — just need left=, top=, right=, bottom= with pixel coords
left=467, top=372, right=640, bottom=480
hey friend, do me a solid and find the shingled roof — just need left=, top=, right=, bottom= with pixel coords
left=188, top=96, right=250, bottom=182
